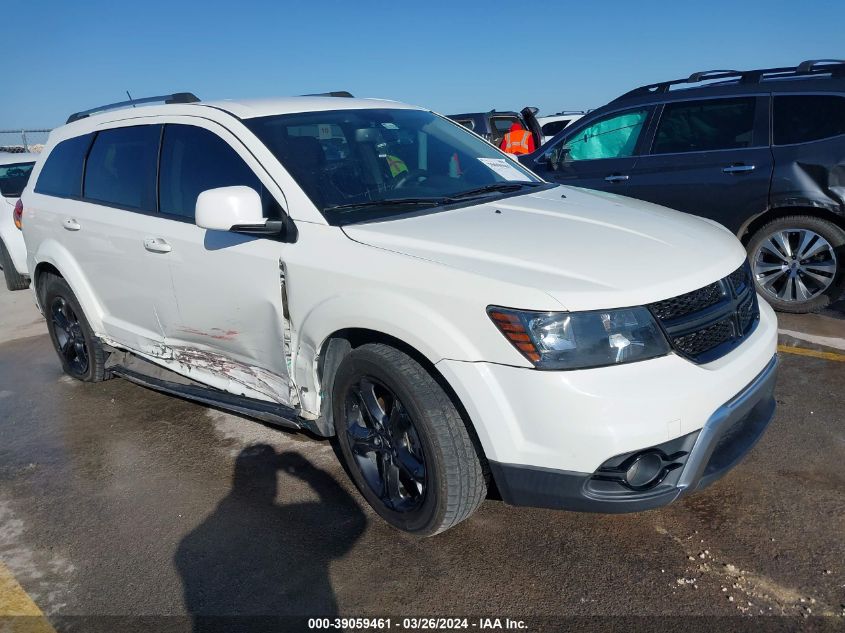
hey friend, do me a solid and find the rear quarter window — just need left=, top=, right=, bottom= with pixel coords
left=773, top=95, right=845, bottom=145
left=34, top=134, right=93, bottom=198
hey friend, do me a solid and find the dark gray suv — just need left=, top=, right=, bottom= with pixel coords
left=520, top=60, right=845, bottom=313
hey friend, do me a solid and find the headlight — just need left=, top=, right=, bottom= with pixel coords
left=488, top=306, right=670, bottom=370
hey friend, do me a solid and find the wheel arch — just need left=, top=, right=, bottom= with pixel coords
left=314, top=328, right=491, bottom=480
left=31, top=242, right=105, bottom=331
left=738, top=206, right=845, bottom=245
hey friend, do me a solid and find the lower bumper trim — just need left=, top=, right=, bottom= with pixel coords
left=490, top=354, right=779, bottom=513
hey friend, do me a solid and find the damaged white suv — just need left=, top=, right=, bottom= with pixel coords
left=21, top=93, right=778, bottom=535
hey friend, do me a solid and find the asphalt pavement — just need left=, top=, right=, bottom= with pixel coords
left=0, top=285, right=843, bottom=632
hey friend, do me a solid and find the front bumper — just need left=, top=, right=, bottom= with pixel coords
left=487, top=354, right=778, bottom=512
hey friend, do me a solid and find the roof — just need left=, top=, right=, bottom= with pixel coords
left=201, top=96, right=421, bottom=119
left=0, top=152, right=39, bottom=165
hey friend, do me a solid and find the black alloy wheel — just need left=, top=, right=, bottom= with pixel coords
left=50, top=296, right=90, bottom=377
left=344, top=377, right=427, bottom=512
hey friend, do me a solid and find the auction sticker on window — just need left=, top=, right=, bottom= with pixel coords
left=477, top=158, right=531, bottom=181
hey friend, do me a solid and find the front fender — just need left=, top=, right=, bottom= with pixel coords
left=31, top=238, right=106, bottom=333
left=293, top=290, right=491, bottom=416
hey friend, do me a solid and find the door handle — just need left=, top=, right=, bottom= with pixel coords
left=604, top=174, right=630, bottom=183
left=143, top=238, right=172, bottom=254
left=722, top=164, right=756, bottom=174
left=62, top=218, right=81, bottom=231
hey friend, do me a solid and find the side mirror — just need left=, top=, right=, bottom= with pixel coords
left=550, top=145, right=572, bottom=171
left=196, top=186, right=281, bottom=235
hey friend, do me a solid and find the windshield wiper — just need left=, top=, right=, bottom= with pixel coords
left=323, top=197, right=449, bottom=213
left=449, top=182, right=545, bottom=199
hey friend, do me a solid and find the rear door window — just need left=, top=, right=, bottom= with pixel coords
left=84, top=125, right=161, bottom=211
left=158, top=124, right=277, bottom=220
left=773, top=95, right=845, bottom=145
left=563, top=108, right=649, bottom=161
left=34, top=134, right=92, bottom=198
left=652, top=97, right=756, bottom=154
left=0, top=162, right=35, bottom=197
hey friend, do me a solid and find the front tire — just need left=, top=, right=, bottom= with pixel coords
left=42, top=274, right=109, bottom=382
left=748, top=215, right=844, bottom=313
left=0, top=239, right=29, bottom=291
left=333, top=343, right=486, bottom=536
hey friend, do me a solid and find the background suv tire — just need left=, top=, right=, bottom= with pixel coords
left=748, top=215, right=844, bottom=313
left=0, top=239, right=29, bottom=291
left=42, top=273, right=110, bottom=382
left=333, top=343, right=486, bottom=536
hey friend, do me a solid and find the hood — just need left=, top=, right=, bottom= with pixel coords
left=343, top=186, right=747, bottom=312
left=509, top=122, right=523, bottom=133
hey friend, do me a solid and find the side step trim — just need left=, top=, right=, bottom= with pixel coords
left=111, top=365, right=305, bottom=431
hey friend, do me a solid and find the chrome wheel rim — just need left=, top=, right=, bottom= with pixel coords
left=752, top=228, right=837, bottom=303
left=344, top=377, right=426, bottom=513
left=51, top=297, right=89, bottom=375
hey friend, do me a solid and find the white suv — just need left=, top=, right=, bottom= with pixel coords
left=21, top=93, right=778, bottom=535
left=0, top=152, right=38, bottom=290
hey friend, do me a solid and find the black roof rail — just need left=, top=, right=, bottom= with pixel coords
left=301, top=91, right=354, bottom=98
left=67, top=92, right=200, bottom=124
left=796, top=59, right=845, bottom=72
left=686, top=69, right=741, bottom=82
left=612, top=60, right=845, bottom=103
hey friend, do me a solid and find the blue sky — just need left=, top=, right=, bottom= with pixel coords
left=5, top=0, right=845, bottom=128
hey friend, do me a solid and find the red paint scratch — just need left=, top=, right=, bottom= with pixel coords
left=177, top=327, right=239, bottom=341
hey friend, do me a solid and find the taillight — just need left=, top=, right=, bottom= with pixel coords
left=13, top=199, right=23, bottom=230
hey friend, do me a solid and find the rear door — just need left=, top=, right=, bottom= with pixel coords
left=520, top=107, right=543, bottom=149
left=528, top=106, right=654, bottom=195
left=70, top=123, right=174, bottom=351
left=624, top=96, right=773, bottom=233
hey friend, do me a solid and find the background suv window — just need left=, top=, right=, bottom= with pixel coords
left=84, top=126, right=160, bottom=211
left=0, top=162, right=35, bottom=198
left=652, top=97, right=756, bottom=154
left=34, top=134, right=92, bottom=198
left=541, top=120, right=570, bottom=137
left=563, top=109, right=649, bottom=161
left=159, top=125, right=277, bottom=220
left=773, top=95, right=845, bottom=145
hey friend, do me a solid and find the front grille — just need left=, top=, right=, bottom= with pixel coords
left=647, top=261, right=759, bottom=364
left=649, top=281, right=724, bottom=320
left=673, top=319, right=734, bottom=357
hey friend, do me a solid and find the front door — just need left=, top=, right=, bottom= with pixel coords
left=528, top=106, right=654, bottom=196
left=150, top=121, right=293, bottom=404
left=624, top=96, right=773, bottom=233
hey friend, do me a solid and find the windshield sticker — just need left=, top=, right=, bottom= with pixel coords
left=381, top=122, right=398, bottom=129
left=318, top=124, right=333, bottom=140
left=477, top=158, right=531, bottom=182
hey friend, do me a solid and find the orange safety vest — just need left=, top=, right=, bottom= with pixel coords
left=502, top=129, right=532, bottom=155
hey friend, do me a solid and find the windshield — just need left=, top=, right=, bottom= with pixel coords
left=245, top=108, right=544, bottom=224
left=0, top=161, right=35, bottom=198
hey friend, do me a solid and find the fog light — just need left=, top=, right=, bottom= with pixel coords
left=624, top=452, right=664, bottom=489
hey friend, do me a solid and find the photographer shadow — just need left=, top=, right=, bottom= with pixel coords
left=175, top=445, right=367, bottom=632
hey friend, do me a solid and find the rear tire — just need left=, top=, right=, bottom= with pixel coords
left=41, top=273, right=110, bottom=382
left=0, top=239, right=29, bottom=291
left=333, top=343, right=486, bottom=536
left=747, top=215, right=844, bottom=313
